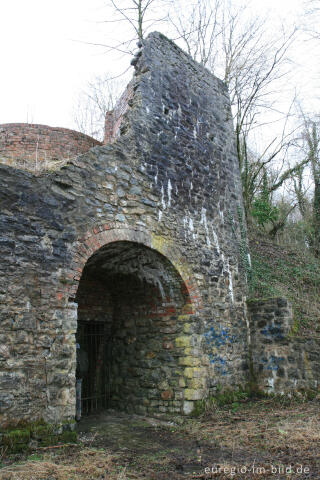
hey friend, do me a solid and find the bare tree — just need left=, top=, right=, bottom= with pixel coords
left=268, top=199, right=297, bottom=239
left=303, top=0, right=320, bottom=38
left=169, top=0, right=222, bottom=66
left=301, top=117, right=320, bottom=256
left=90, top=0, right=172, bottom=56
left=283, top=109, right=320, bottom=254
left=73, top=1, right=172, bottom=139
left=73, top=74, right=126, bottom=141
left=291, top=163, right=310, bottom=218
left=79, top=0, right=303, bottom=222
left=169, top=0, right=298, bottom=215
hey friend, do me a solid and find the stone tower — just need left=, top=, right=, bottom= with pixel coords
left=0, top=32, right=249, bottom=428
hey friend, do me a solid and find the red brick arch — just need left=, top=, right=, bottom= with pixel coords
left=58, top=223, right=202, bottom=313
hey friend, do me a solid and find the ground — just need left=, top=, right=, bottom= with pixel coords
left=0, top=397, right=319, bottom=479
left=249, top=233, right=320, bottom=334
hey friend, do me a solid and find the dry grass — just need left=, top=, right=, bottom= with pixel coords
left=0, top=155, right=70, bottom=176
left=0, top=447, right=123, bottom=480
left=191, top=398, right=320, bottom=476
left=1, top=400, right=319, bottom=480
left=199, top=398, right=319, bottom=449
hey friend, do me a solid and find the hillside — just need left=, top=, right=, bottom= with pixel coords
left=248, top=231, right=320, bottom=336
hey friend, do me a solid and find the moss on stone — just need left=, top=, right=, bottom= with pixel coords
left=1, top=420, right=77, bottom=453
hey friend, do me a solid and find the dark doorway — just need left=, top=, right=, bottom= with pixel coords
left=76, top=321, right=108, bottom=415
left=75, top=241, right=192, bottom=417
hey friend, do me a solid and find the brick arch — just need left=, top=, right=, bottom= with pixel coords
left=63, top=223, right=202, bottom=313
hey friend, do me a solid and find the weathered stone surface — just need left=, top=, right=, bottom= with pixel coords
left=248, top=297, right=320, bottom=393
left=0, top=32, right=250, bottom=425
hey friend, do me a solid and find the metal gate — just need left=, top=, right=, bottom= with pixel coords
left=76, top=321, right=108, bottom=415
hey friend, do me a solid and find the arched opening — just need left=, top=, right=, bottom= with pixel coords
left=75, top=241, right=193, bottom=416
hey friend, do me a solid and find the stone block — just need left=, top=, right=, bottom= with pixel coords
left=179, top=356, right=201, bottom=367
left=184, top=389, right=204, bottom=401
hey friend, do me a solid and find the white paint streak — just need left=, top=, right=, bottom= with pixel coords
left=267, top=377, right=275, bottom=390
left=193, top=126, right=197, bottom=139
left=174, top=126, right=180, bottom=141
left=211, top=227, right=220, bottom=254
left=183, top=216, right=188, bottom=240
left=161, top=186, right=166, bottom=210
left=200, top=208, right=211, bottom=247
left=167, top=179, right=172, bottom=207
left=221, top=253, right=234, bottom=303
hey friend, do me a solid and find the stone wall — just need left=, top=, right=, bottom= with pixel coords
left=75, top=242, right=194, bottom=415
left=0, top=123, right=101, bottom=171
left=0, top=32, right=249, bottom=427
left=248, top=297, right=320, bottom=393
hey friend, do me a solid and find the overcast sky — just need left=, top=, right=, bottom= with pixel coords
left=0, top=0, right=317, bottom=131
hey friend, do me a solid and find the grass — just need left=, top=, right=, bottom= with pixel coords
left=0, top=447, right=121, bottom=480
left=191, top=387, right=252, bottom=417
left=195, top=397, right=320, bottom=457
left=1, top=398, right=319, bottom=479
left=249, top=233, right=320, bottom=334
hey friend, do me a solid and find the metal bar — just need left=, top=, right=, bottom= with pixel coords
left=77, top=320, right=107, bottom=415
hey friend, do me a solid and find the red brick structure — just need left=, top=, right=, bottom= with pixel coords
left=0, top=123, right=101, bottom=170
left=104, top=82, right=134, bottom=144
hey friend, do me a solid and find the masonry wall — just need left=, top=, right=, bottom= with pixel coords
left=248, top=298, right=320, bottom=393
left=0, top=123, right=101, bottom=171
left=75, top=242, right=194, bottom=415
left=104, top=82, right=134, bottom=143
left=0, top=32, right=249, bottom=427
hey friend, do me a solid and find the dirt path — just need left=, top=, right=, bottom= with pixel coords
left=78, top=409, right=262, bottom=478
left=0, top=399, right=319, bottom=479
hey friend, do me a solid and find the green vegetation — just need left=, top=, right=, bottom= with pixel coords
left=3, top=429, right=31, bottom=453
left=191, top=387, right=252, bottom=417
left=1, top=420, right=77, bottom=453
left=248, top=232, right=320, bottom=333
left=191, top=384, right=319, bottom=418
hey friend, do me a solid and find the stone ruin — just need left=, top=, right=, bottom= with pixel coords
left=0, top=123, right=101, bottom=172
left=0, top=33, right=319, bottom=436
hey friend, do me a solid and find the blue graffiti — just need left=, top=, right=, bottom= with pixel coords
left=261, top=355, right=285, bottom=371
left=204, top=325, right=236, bottom=376
left=209, top=353, right=228, bottom=375
left=261, top=324, right=285, bottom=340
left=204, top=326, right=236, bottom=347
